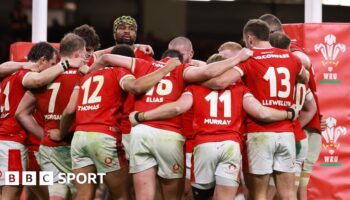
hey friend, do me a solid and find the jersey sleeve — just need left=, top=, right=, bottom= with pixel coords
left=113, top=67, right=135, bottom=90
left=234, top=60, right=248, bottom=77
left=87, top=54, right=96, bottom=67
left=131, top=58, right=152, bottom=77
left=291, top=53, right=303, bottom=75
left=305, top=87, right=313, bottom=102
left=183, top=85, right=194, bottom=96
left=17, top=69, right=30, bottom=86
left=135, top=49, right=155, bottom=62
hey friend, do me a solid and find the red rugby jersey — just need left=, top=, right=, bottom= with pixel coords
left=131, top=58, right=188, bottom=134
left=184, top=84, right=249, bottom=147
left=33, top=68, right=81, bottom=146
left=75, top=67, right=132, bottom=138
left=0, top=69, right=30, bottom=144
left=135, top=48, right=155, bottom=62
left=290, top=42, right=321, bottom=133
left=294, top=83, right=308, bottom=141
left=235, top=47, right=302, bottom=133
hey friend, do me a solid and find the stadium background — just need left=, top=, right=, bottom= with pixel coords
left=1, top=0, right=350, bottom=63
left=1, top=0, right=350, bottom=199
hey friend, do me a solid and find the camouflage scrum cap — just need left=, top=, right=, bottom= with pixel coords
left=113, top=16, right=137, bottom=33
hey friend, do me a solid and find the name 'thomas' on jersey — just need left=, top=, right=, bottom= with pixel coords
left=235, top=47, right=303, bottom=133
left=75, top=67, right=132, bottom=138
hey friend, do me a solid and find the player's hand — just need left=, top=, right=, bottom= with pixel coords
left=88, top=58, right=105, bottom=73
left=129, top=111, right=140, bottom=126
left=67, top=57, right=85, bottom=68
left=79, top=65, right=89, bottom=75
left=135, top=44, right=154, bottom=55
left=320, top=115, right=326, bottom=131
left=165, top=57, right=181, bottom=70
left=22, top=62, right=40, bottom=72
left=237, top=48, right=253, bottom=62
left=48, top=129, right=62, bottom=142
left=287, top=104, right=299, bottom=121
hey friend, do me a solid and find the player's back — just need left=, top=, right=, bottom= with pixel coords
left=236, top=47, right=302, bottom=133
left=75, top=67, right=130, bottom=137
left=33, top=68, right=81, bottom=146
left=187, top=84, right=248, bottom=146
left=132, top=58, right=188, bottom=134
left=0, top=69, right=30, bottom=144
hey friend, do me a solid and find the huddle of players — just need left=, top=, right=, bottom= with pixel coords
left=0, top=13, right=323, bottom=200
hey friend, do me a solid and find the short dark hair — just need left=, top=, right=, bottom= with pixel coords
left=73, top=24, right=101, bottom=50
left=243, top=19, right=270, bottom=41
left=259, top=14, right=283, bottom=33
left=27, top=42, right=56, bottom=62
left=161, top=49, right=184, bottom=63
left=111, top=44, right=135, bottom=57
left=59, top=33, right=86, bottom=57
left=269, top=32, right=291, bottom=49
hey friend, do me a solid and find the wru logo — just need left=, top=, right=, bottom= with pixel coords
left=321, top=117, right=347, bottom=166
left=314, top=34, right=346, bottom=83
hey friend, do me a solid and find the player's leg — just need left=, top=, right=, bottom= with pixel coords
left=191, top=142, right=225, bottom=200
left=151, top=126, right=185, bottom=200
left=133, top=167, right=157, bottom=200
left=213, top=184, right=238, bottom=200
left=25, top=185, right=49, bottom=200
left=158, top=176, right=185, bottom=200
left=298, top=130, right=321, bottom=200
left=25, top=149, right=49, bottom=200
left=183, top=151, right=194, bottom=200
left=122, top=133, right=135, bottom=199
left=35, top=145, right=72, bottom=200
left=2, top=186, right=23, bottom=200
left=212, top=141, right=241, bottom=200
left=295, top=137, right=308, bottom=194
left=70, top=131, right=99, bottom=200
left=246, top=132, right=276, bottom=200
left=73, top=165, right=97, bottom=200
left=36, top=145, right=73, bottom=200
left=267, top=176, right=277, bottom=200
left=273, top=132, right=297, bottom=200
left=129, top=124, right=159, bottom=200
left=87, top=132, right=129, bottom=199
left=0, top=141, right=27, bottom=200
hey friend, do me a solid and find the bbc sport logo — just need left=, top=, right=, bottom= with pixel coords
left=4, top=171, right=105, bottom=185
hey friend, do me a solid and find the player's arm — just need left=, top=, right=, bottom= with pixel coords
left=200, top=68, right=242, bottom=90
left=23, top=58, right=84, bottom=88
left=293, top=51, right=311, bottom=69
left=94, top=46, right=114, bottom=58
left=299, top=92, right=317, bottom=127
left=15, top=91, right=44, bottom=139
left=296, top=66, right=310, bottom=84
left=190, top=59, right=206, bottom=67
left=243, top=93, right=298, bottom=122
left=58, top=87, right=79, bottom=140
left=0, top=61, right=37, bottom=78
left=129, top=93, right=193, bottom=126
left=89, top=54, right=134, bottom=73
left=183, top=48, right=252, bottom=83
left=134, top=44, right=154, bottom=55
left=122, top=58, right=180, bottom=95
